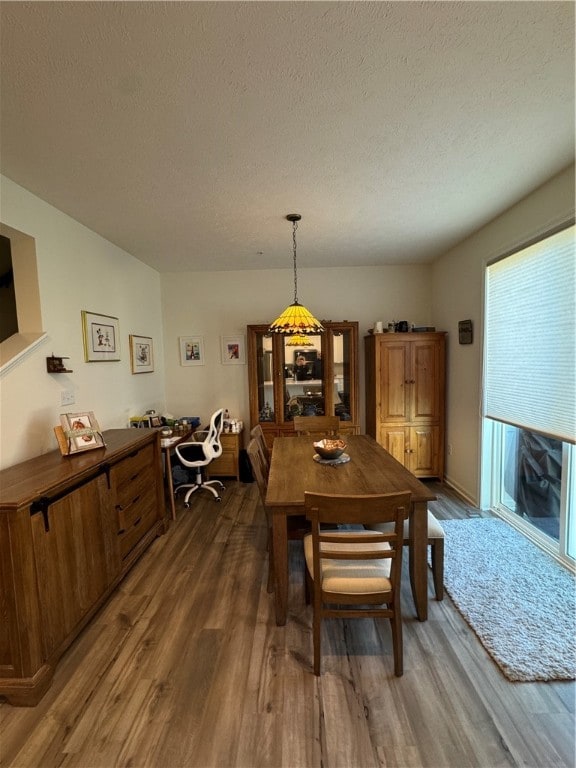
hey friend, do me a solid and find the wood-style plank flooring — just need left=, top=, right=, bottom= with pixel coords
left=1, top=480, right=574, bottom=768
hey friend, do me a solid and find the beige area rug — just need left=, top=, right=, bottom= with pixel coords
left=441, top=518, right=576, bottom=681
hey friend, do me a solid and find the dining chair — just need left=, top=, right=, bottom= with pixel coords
left=293, top=414, right=341, bottom=437
left=304, top=491, right=411, bottom=677
left=250, top=424, right=271, bottom=474
left=366, top=511, right=445, bottom=600
left=247, top=437, right=310, bottom=594
left=174, top=408, right=225, bottom=505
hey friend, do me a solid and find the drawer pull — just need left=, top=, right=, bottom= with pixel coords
left=132, top=495, right=141, bottom=505
left=115, top=504, right=124, bottom=512
left=133, top=516, right=142, bottom=527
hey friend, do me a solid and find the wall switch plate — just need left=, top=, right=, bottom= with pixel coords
left=60, top=390, right=75, bottom=406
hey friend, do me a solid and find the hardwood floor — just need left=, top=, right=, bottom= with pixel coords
left=1, top=481, right=574, bottom=768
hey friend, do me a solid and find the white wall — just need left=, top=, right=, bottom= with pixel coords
left=0, top=176, right=166, bottom=469
left=432, top=164, right=575, bottom=505
left=161, top=265, right=434, bottom=432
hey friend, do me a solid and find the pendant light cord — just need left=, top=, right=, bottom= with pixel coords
left=292, top=219, right=299, bottom=304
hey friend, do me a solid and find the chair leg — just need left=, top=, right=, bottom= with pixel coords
left=390, top=603, right=403, bottom=677
left=430, top=538, right=444, bottom=601
left=266, top=526, right=274, bottom=593
left=313, top=608, right=321, bottom=676
left=183, top=485, right=200, bottom=504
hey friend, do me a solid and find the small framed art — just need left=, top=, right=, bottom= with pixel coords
left=56, top=411, right=105, bottom=455
left=221, top=335, right=246, bottom=365
left=179, top=336, right=205, bottom=366
left=458, top=319, right=473, bottom=345
left=129, top=334, right=154, bottom=373
left=82, top=311, right=120, bottom=362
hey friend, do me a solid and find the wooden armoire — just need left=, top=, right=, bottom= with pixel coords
left=365, top=331, right=446, bottom=479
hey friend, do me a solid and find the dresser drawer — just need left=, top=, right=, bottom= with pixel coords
left=112, top=444, right=155, bottom=491
left=118, top=496, right=157, bottom=559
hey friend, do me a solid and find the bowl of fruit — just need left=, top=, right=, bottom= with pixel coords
left=313, top=438, right=347, bottom=460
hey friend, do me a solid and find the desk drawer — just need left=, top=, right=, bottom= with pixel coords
left=208, top=452, right=237, bottom=476
left=206, top=430, right=242, bottom=480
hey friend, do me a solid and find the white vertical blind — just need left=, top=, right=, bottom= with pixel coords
left=484, top=224, right=575, bottom=444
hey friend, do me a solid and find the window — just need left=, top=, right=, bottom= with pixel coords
left=482, top=224, right=575, bottom=569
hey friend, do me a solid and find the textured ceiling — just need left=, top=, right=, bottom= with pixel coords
left=0, top=1, right=574, bottom=273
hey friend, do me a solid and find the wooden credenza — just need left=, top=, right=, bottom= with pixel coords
left=0, top=429, right=166, bottom=706
left=365, top=332, right=447, bottom=479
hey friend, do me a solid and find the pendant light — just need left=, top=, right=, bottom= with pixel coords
left=286, top=333, right=314, bottom=347
left=268, top=214, right=324, bottom=335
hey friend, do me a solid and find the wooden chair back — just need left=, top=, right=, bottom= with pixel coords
left=293, top=415, right=340, bottom=437
left=250, top=424, right=271, bottom=473
left=247, top=438, right=268, bottom=502
left=304, top=490, right=411, bottom=676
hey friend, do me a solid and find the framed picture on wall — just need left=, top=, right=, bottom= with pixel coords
left=458, top=319, right=473, bottom=345
left=81, top=311, right=120, bottom=362
left=129, top=334, right=154, bottom=373
left=221, top=335, right=246, bottom=365
left=179, top=336, right=205, bottom=366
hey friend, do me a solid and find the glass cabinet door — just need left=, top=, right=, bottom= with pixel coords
left=249, top=328, right=276, bottom=424
left=329, top=323, right=357, bottom=424
left=281, top=335, right=324, bottom=422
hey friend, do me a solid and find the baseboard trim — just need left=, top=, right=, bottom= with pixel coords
left=443, top=476, right=478, bottom=509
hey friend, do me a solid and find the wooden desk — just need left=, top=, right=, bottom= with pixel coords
left=161, top=429, right=194, bottom=521
left=265, top=434, right=436, bottom=626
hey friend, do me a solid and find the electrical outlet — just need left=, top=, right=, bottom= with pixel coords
left=447, top=443, right=453, bottom=455
left=60, top=389, right=75, bottom=406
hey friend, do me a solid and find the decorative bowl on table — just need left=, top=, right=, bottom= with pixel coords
left=313, top=438, right=347, bottom=460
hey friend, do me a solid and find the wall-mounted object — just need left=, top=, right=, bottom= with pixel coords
left=179, top=336, right=205, bottom=366
left=46, top=355, right=72, bottom=373
left=129, top=334, right=154, bottom=374
left=458, top=319, right=473, bottom=345
left=81, top=310, right=120, bottom=362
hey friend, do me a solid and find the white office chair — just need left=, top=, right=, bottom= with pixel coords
left=175, top=408, right=225, bottom=505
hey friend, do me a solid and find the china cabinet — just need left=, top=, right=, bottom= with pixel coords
left=365, top=332, right=446, bottom=479
left=247, top=322, right=359, bottom=447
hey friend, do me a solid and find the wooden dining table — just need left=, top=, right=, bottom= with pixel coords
left=265, top=434, right=437, bottom=626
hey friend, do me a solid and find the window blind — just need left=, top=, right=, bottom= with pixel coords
left=484, top=224, right=575, bottom=444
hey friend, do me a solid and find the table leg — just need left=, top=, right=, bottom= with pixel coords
left=164, top=449, right=177, bottom=521
left=272, top=512, right=288, bottom=626
left=408, top=501, right=428, bottom=621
